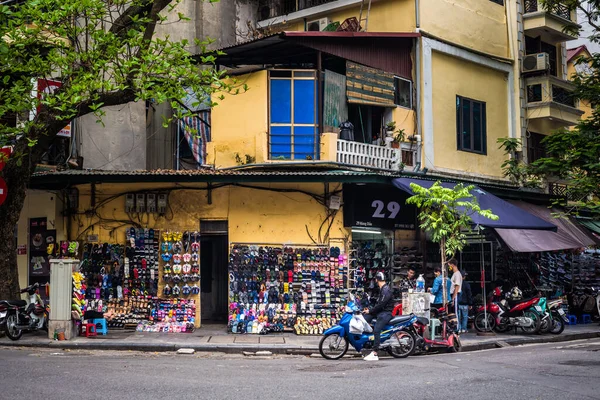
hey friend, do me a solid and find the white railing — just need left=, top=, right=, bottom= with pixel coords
left=336, top=139, right=401, bottom=171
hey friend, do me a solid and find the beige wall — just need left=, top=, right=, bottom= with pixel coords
left=430, top=51, right=508, bottom=178
left=419, top=0, right=509, bottom=58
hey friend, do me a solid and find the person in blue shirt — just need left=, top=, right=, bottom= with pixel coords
left=429, top=266, right=452, bottom=307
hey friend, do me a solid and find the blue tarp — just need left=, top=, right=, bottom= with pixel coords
left=392, top=177, right=557, bottom=231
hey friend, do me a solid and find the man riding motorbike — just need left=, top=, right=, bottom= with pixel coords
left=362, top=271, right=395, bottom=361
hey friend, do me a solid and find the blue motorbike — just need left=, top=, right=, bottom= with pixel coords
left=319, top=298, right=418, bottom=360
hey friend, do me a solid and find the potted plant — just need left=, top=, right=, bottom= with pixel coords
left=392, top=129, right=405, bottom=148
left=385, top=121, right=397, bottom=137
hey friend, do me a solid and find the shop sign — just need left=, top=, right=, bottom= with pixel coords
left=35, top=79, right=71, bottom=137
left=343, top=184, right=416, bottom=230
left=17, top=244, right=27, bottom=255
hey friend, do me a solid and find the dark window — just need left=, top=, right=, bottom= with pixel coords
left=527, top=132, right=547, bottom=163
left=490, top=0, right=504, bottom=4
left=401, top=149, right=414, bottom=166
left=394, top=77, right=412, bottom=109
left=525, top=36, right=558, bottom=76
left=456, top=96, right=487, bottom=155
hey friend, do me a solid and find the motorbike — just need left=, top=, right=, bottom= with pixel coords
left=413, top=305, right=461, bottom=353
left=547, top=298, right=567, bottom=334
left=3, top=282, right=48, bottom=341
left=474, top=287, right=542, bottom=334
left=319, top=296, right=418, bottom=360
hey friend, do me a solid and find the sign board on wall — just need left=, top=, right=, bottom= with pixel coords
left=343, top=183, right=416, bottom=230
left=35, top=79, right=71, bottom=137
left=346, top=61, right=395, bottom=107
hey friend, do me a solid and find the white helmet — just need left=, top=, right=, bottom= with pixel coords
left=510, top=287, right=522, bottom=300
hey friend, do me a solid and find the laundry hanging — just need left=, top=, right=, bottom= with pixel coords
left=178, top=112, right=210, bottom=166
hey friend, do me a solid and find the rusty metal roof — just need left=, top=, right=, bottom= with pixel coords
left=209, top=31, right=417, bottom=80
left=30, top=165, right=403, bottom=188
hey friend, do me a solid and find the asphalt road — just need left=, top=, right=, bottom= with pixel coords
left=1, top=339, right=599, bottom=400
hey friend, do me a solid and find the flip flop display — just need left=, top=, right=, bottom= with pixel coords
left=227, top=244, right=348, bottom=335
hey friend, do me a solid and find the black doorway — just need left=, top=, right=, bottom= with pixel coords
left=199, top=220, right=229, bottom=322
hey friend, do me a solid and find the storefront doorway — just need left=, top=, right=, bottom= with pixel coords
left=199, top=220, right=229, bottom=322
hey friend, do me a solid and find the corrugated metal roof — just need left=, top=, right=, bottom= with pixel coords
left=208, top=31, right=416, bottom=80
left=29, top=165, right=403, bottom=188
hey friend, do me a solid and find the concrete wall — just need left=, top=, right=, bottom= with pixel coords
left=420, top=0, right=509, bottom=58
left=79, top=102, right=146, bottom=170
left=429, top=51, right=508, bottom=178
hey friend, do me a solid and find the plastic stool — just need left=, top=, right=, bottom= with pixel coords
left=567, top=315, right=577, bottom=325
left=580, top=314, right=591, bottom=324
left=82, top=323, right=97, bottom=337
left=92, top=318, right=108, bottom=335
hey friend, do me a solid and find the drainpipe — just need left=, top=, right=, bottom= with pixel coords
left=415, top=0, right=420, bottom=29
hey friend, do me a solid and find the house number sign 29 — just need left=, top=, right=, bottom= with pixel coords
left=371, top=200, right=401, bottom=219
left=343, top=183, right=416, bottom=230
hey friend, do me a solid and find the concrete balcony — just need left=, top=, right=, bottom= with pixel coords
left=336, top=139, right=402, bottom=170
left=523, top=0, right=579, bottom=43
left=525, top=75, right=584, bottom=131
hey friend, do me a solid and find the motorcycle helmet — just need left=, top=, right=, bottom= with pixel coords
left=510, top=287, right=522, bottom=300
left=182, top=284, right=191, bottom=295
left=172, top=284, right=181, bottom=296
left=375, top=271, right=386, bottom=282
left=163, top=284, right=171, bottom=296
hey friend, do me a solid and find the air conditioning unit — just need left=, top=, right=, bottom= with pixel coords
left=307, top=17, right=330, bottom=32
left=522, top=53, right=550, bottom=73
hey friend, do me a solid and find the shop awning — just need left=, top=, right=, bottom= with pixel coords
left=577, top=218, right=600, bottom=235
left=391, top=177, right=557, bottom=230
left=495, top=201, right=597, bottom=252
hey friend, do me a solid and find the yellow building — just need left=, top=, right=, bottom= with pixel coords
left=567, top=44, right=593, bottom=120
left=16, top=0, right=586, bottom=331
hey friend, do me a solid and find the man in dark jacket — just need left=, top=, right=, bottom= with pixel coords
left=458, top=270, right=472, bottom=333
left=362, top=271, right=394, bottom=361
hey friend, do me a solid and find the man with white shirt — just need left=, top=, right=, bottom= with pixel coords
left=448, top=258, right=462, bottom=327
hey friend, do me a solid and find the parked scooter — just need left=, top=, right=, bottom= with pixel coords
left=413, top=305, right=461, bottom=353
left=547, top=298, right=567, bottom=334
left=3, top=283, right=48, bottom=341
left=474, top=287, right=542, bottom=334
left=319, top=295, right=417, bottom=360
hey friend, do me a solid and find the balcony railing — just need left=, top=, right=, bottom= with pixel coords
left=524, top=0, right=573, bottom=21
left=258, top=0, right=339, bottom=20
left=525, top=75, right=578, bottom=108
left=336, top=139, right=401, bottom=170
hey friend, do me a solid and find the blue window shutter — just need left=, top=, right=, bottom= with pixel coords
left=293, top=126, right=317, bottom=159
left=293, top=80, right=315, bottom=124
left=270, top=80, right=291, bottom=123
left=270, top=126, right=292, bottom=158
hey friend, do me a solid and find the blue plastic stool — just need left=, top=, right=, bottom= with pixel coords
left=580, top=314, right=591, bottom=324
left=92, top=318, right=108, bottom=335
left=567, top=315, right=577, bottom=325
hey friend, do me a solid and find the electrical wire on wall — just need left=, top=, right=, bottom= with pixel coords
left=67, top=182, right=342, bottom=241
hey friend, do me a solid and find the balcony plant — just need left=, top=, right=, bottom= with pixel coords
left=392, top=129, right=405, bottom=149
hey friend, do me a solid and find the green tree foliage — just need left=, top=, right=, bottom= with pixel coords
left=0, top=0, right=229, bottom=299
left=406, top=182, right=498, bottom=305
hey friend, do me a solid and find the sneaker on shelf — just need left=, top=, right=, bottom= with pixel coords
left=363, top=351, right=379, bottom=361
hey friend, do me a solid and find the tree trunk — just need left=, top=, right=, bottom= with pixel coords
left=0, top=156, right=33, bottom=300
left=440, top=237, right=447, bottom=308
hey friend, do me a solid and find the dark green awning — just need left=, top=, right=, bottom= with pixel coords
left=577, top=218, right=600, bottom=235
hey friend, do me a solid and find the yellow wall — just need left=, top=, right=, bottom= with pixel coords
left=17, top=190, right=66, bottom=292
left=283, top=0, right=415, bottom=32
left=420, top=0, right=509, bottom=59
left=431, top=51, right=508, bottom=177
left=70, top=182, right=346, bottom=245
left=208, top=71, right=268, bottom=168
left=567, top=53, right=593, bottom=121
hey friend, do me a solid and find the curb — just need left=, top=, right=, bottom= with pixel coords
left=1, top=331, right=598, bottom=355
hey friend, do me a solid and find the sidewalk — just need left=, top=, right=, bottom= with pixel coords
left=1, top=323, right=598, bottom=355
